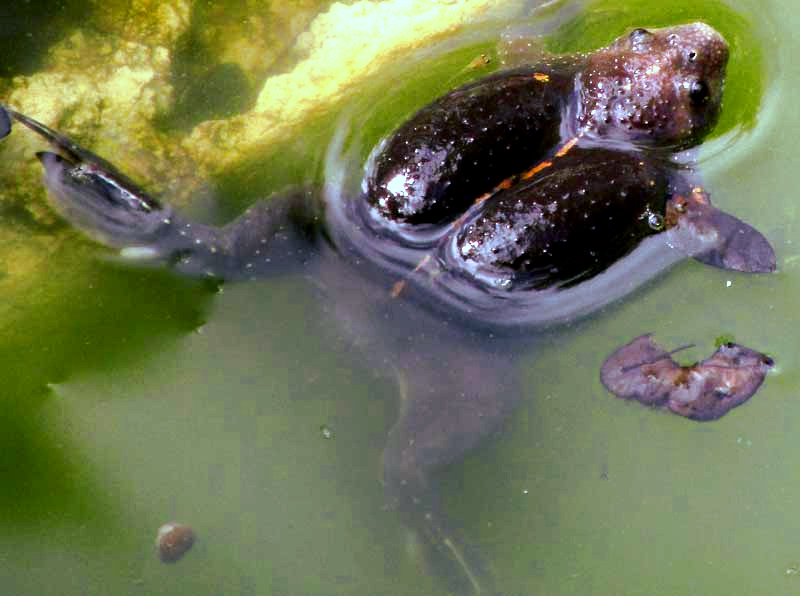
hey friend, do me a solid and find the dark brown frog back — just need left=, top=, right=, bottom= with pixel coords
left=444, top=148, right=679, bottom=291
left=363, top=66, right=576, bottom=227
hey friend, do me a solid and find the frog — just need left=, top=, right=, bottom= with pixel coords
left=0, top=21, right=776, bottom=595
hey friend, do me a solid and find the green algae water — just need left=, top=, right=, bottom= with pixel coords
left=0, top=1, right=798, bottom=594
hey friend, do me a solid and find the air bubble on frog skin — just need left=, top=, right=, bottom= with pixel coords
left=646, top=211, right=664, bottom=231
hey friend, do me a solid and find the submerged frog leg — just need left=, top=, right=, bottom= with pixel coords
left=383, top=343, right=519, bottom=595
left=601, top=334, right=774, bottom=420
left=3, top=108, right=316, bottom=280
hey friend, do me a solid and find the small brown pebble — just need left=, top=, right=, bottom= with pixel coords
left=156, top=522, right=195, bottom=563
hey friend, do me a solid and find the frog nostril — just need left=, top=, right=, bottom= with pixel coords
left=688, top=51, right=698, bottom=62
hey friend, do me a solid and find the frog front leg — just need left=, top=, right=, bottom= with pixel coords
left=3, top=107, right=316, bottom=280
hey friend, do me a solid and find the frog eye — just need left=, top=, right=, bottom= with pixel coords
left=628, top=28, right=652, bottom=49
left=688, top=80, right=710, bottom=106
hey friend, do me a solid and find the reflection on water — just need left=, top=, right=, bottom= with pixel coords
left=0, top=1, right=797, bottom=595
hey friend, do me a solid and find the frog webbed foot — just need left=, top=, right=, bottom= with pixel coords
left=4, top=107, right=205, bottom=257
left=2, top=108, right=315, bottom=280
left=3, top=108, right=172, bottom=250
left=382, top=349, right=519, bottom=595
left=384, top=420, right=497, bottom=596
left=664, top=187, right=776, bottom=273
left=690, top=208, right=776, bottom=273
left=35, top=150, right=176, bottom=249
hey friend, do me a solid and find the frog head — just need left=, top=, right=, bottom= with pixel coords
left=577, top=22, right=729, bottom=150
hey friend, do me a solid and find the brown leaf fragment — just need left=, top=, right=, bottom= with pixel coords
left=601, top=334, right=774, bottom=421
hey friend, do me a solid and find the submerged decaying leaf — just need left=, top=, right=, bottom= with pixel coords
left=601, top=334, right=774, bottom=421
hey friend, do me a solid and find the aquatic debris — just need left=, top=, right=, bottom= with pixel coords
left=601, top=334, right=774, bottom=421
left=156, top=522, right=195, bottom=563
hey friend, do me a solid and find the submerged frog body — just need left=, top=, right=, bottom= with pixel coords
left=0, top=22, right=775, bottom=595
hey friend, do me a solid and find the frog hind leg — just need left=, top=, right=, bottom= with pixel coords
left=5, top=108, right=315, bottom=280
left=383, top=344, right=519, bottom=595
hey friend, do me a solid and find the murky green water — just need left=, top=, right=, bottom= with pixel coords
left=0, top=0, right=798, bottom=594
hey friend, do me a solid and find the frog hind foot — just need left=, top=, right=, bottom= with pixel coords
left=5, top=108, right=315, bottom=280
left=382, top=348, right=519, bottom=595
left=5, top=107, right=182, bottom=250
left=400, top=504, right=496, bottom=596
left=664, top=186, right=776, bottom=273
left=35, top=149, right=177, bottom=249
left=690, top=208, right=776, bottom=273
left=384, top=442, right=497, bottom=596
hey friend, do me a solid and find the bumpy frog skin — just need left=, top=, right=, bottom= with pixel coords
left=364, top=23, right=727, bottom=231
left=578, top=23, right=728, bottom=147
left=0, top=22, right=775, bottom=596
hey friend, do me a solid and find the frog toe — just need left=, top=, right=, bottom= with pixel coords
left=35, top=149, right=172, bottom=250
left=692, top=209, right=776, bottom=273
left=4, top=108, right=172, bottom=250
left=0, top=106, right=11, bottom=140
